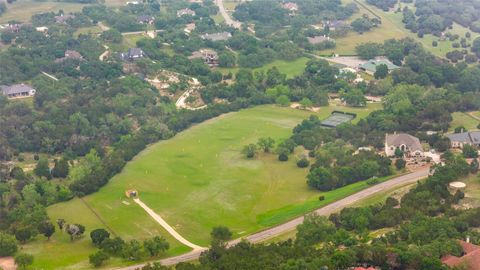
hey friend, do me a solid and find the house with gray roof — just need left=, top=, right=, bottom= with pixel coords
left=1, top=84, right=36, bottom=99
left=55, top=50, right=84, bottom=63
left=359, top=59, right=400, bottom=75
left=55, top=14, right=75, bottom=24
left=120, top=48, right=145, bottom=61
left=200, top=32, right=232, bottom=42
left=177, top=8, right=196, bottom=17
left=137, top=15, right=155, bottom=25
left=447, top=131, right=480, bottom=148
left=385, top=133, right=424, bottom=157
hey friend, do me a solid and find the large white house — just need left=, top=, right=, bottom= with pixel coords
left=0, top=84, right=36, bottom=99
left=385, top=133, right=424, bottom=157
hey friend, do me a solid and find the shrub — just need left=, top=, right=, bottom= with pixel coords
left=297, top=157, right=310, bottom=168
left=366, top=178, right=379, bottom=185
left=0, top=233, right=18, bottom=256
left=319, top=195, right=325, bottom=201
left=395, top=158, right=406, bottom=170
left=432, top=41, right=438, bottom=47
left=278, top=153, right=288, bottom=161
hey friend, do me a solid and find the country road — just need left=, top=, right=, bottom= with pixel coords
left=113, top=168, right=429, bottom=270
left=215, top=0, right=241, bottom=29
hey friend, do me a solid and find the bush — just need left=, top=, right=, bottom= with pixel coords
left=89, top=250, right=109, bottom=267
left=17, top=154, right=25, bottom=162
left=319, top=195, right=325, bottom=201
left=297, top=157, right=310, bottom=168
left=33, top=154, right=39, bottom=161
left=366, top=178, right=379, bottom=185
left=0, top=233, right=18, bottom=256
left=395, top=158, right=406, bottom=170
left=432, top=41, right=438, bottom=47
left=278, top=153, right=288, bottom=161
left=14, top=253, right=33, bottom=269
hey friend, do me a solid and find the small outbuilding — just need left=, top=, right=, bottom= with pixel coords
left=125, top=189, right=138, bottom=198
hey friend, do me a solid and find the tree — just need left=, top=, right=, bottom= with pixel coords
left=66, top=224, right=84, bottom=241
left=101, top=237, right=125, bottom=255
left=89, top=250, right=109, bottom=267
left=14, top=253, right=33, bottom=269
left=52, top=158, right=69, bottom=178
left=15, top=227, right=32, bottom=244
left=122, top=239, right=142, bottom=261
left=299, top=98, right=313, bottom=109
left=218, top=52, right=236, bottom=68
left=351, top=17, right=374, bottom=33
left=211, top=226, right=232, bottom=242
left=297, top=157, right=310, bottom=168
left=275, top=95, right=290, bottom=106
left=90, top=228, right=110, bottom=246
left=394, top=147, right=404, bottom=157
left=143, top=236, right=169, bottom=257
left=340, top=88, right=366, bottom=107
left=307, top=167, right=336, bottom=191
left=374, top=64, right=389, bottom=79
left=0, top=233, right=17, bottom=256
left=355, top=42, right=383, bottom=60
left=395, top=158, right=406, bottom=170
left=296, top=214, right=336, bottom=245
left=462, top=144, right=478, bottom=158
left=242, top=144, right=258, bottom=159
left=57, top=219, right=66, bottom=230
left=257, top=137, right=275, bottom=153
left=34, top=158, right=51, bottom=180
left=432, top=41, right=438, bottom=47
left=38, top=221, right=55, bottom=240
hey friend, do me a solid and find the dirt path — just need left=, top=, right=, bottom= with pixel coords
left=99, top=45, right=109, bottom=61
left=133, top=198, right=206, bottom=251
left=42, top=71, right=59, bottom=81
left=115, top=168, right=429, bottom=269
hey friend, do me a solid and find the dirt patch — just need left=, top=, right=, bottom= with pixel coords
left=0, top=257, right=16, bottom=270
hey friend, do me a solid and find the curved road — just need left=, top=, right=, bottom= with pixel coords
left=114, top=168, right=429, bottom=270
left=215, top=0, right=242, bottom=29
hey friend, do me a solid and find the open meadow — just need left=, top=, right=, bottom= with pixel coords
left=217, top=57, right=311, bottom=79
left=34, top=104, right=381, bottom=269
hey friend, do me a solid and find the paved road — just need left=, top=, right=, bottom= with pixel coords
left=113, top=168, right=429, bottom=270
left=215, top=0, right=242, bottom=29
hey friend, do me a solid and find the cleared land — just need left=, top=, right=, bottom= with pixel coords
left=217, top=57, right=311, bottom=79
left=321, top=0, right=479, bottom=57
left=450, top=112, right=480, bottom=132
left=38, top=104, right=380, bottom=269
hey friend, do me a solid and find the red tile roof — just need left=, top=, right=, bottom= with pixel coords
left=441, top=241, right=480, bottom=270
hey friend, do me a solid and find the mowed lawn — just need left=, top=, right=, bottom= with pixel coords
left=217, top=57, right=311, bottom=79
left=0, top=0, right=86, bottom=23
left=450, top=112, right=480, bottom=132
left=38, top=104, right=380, bottom=269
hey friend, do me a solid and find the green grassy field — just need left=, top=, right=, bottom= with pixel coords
left=322, top=0, right=479, bottom=57
left=450, top=112, right=480, bottom=132
left=0, top=0, right=87, bottom=23
left=38, top=104, right=380, bottom=269
left=217, top=57, right=311, bottom=79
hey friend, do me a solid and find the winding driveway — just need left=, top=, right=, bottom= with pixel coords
left=114, top=168, right=429, bottom=270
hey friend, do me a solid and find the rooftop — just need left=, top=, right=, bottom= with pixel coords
left=200, top=32, right=232, bottom=41
left=359, top=59, right=400, bottom=73
left=307, top=35, right=333, bottom=44
left=442, top=240, right=480, bottom=270
left=447, top=131, right=480, bottom=144
left=0, top=84, right=35, bottom=95
left=386, top=133, right=423, bottom=152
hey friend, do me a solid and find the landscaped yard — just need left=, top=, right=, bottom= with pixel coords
left=35, top=104, right=380, bottom=269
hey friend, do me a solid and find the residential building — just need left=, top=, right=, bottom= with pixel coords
left=54, top=14, right=75, bottom=24
left=442, top=240, right=480, bottom=270
left=2, top=23, right=21, bottom=33
left=184, top=23, right=196, bottom=34
left=0, top=84, right=36, bottom=99
left=325, top=20, right=346, bottom=30
left=120, top=48, right=145, bottom=61
left=36, top=26, right=49, bottom=33
left=385, top=133, right=424, bottom=157
left=189, top=49, right=219, bottom=66
left=177, top=8, right=196, bottom=17
left=447, top=131, right=480, bottom=148
left=359, top=59, right=400, bottom=75
left=55, top=50, right=84, bottom=63
left=137, top=15, right=155, bottom=25
left=282, top=2, right=298, bottom=11
left=307, top=35, right=334, bottom=45
left=200, top=32, right=232, bottom=41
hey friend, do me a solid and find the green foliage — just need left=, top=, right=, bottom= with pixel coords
left=52, top=158, right=69, bottom=178
left=296, top=157, right=310, bottom=168
left=242, top=144, right=258, bottom=159
left=89, top=250, right=109, bottom=267
left=462, top=144, right=478, bottom=158
left=121, top=239, right=142, bottom=261
left=374, top=64, right=389, bottom=79
left=90, top=228, right=110, bottom=246
left=15, top=226, right=32, bottom=244
left=0, top=233, right=17, bottom=256
left=257, top=137, right=275, bottom=153
left=395, top=158, right=406, bottom=170
left=14, top=253, right=34, bottom=270
left=210, top=226, right=232, bottom=242
left=38, top=221, right=55, bottom=240
left=355, top=42, right=383, bottom=60
left=34, top=158, right=51, bottom=180
left=143, top=236, right=169, bottom=257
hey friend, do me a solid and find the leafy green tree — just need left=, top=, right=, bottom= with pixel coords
left=355, top=42, right=383, bottom=60
left=15, top=227, right=32, bottom=244
left=34, top=158, right=51, bottom=180
left=275, top=95, right=290, bottom=107
left=38, top=221, right=55, bottom=240
left=90, top=228, right=110, bottom=246
left=0, top=232, right=18, bottom=256
left=374, top=64, right=389, bottom=79
left=394, top=147, right=404, bottom=157
left=395, top=158, right=406, bottom=170
left=14, top=253, right=33, bottom=270
left=211, top=226, right=232, bottom=242
left=299, top=98, right=313, bottom=109
left=56, top=219, right=66, bottom=230
left=462, top=144, right=478, bottom=158
left=218, top=52, right=236, bottom=68
left=257, top=137, right=275, bottom=153
left=242, top=144, right=258, bottom=159
left=101, top=237, right=125, bottom=255
left=340, top=88, right=366, bottom=107
left=143, top=236, right=169, bottom=257
left=52, top=158, right=69, bottom=178
left=122, top=239, right=142, bottom=261
left=296, top=157, right=310, bottom=168
left=89, top=250, right=109, bottom=267
left=296, top=214, right=336, bottom=245
left=307, top=167, right=336, bottom=191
